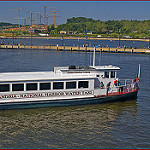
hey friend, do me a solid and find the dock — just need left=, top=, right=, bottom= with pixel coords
left=0, top=44, right=150, bottom=54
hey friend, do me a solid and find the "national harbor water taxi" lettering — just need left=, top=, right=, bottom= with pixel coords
left=0, top=90, right=94, bottom=100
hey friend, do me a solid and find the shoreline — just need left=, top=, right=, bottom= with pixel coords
left=0, top=36, right=149, bottom=42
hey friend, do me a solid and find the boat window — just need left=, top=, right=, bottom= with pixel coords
left=78, top=81, right=89, bottom=88
left=40, top=83, right=51, bottom=90
left=66, top=82, right=76, bottom=89
left=53, top=82, right=64, bottom=90
left=12, top=84, right=24, bottom=91
left=105, top=72, right=109, bottom=78
left=0, top=84, right=9, bottom=92
left=26, top=83, right=37, bottom=91
left=111, top=71, right=115, bottom=78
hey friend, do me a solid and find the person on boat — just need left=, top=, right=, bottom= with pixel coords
left=107, top=82, right=111, bottom=95
left=119, top=87, right=123, bottom=94
left=134, top=76, right=139, bottom=83
left=118, top=80, right=120, bottom=86
left=100, top=82, right=104, bottom=88
left=134, top=76, right=139, bottom=89
left=135, top=76, right=139, bottom=83
left=107, top=82, right=111, bottom=87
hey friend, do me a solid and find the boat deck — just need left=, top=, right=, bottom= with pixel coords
left=108, top=88, right=138, bottom=96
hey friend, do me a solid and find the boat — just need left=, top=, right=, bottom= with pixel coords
left=0, top=47, right=140, bottom=110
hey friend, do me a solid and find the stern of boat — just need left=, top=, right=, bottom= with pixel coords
left=94, top=78, right=139, bottom=97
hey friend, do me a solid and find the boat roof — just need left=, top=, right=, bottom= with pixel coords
left=0, top=65, right=120, bottom=82
left=55, top=65, right=120, bottom=72
left=0, top=71, right=96, bottom=82
left=90, top=65, right=120, bottom=70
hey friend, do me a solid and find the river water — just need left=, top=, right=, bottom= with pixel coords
left=0, top=37, right=149, bottom=49
left=0, top=46, right=149, bottom=148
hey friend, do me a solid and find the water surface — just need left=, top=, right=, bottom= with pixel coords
left=0, top=49, right=149, bottom=149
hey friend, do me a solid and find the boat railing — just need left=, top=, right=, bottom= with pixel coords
left=119, top=79, right=134, bottom=86
left=117, top=79, right=138, bottom=93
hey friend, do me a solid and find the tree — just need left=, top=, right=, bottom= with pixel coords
left=47, top=25, right=51, bottom=33
left=47, top=24, right=55, bottom=34
left=50, top=24, right=55, bottom=30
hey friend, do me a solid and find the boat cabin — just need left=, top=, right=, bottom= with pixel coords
left=0, top=64, right=121, bottom=103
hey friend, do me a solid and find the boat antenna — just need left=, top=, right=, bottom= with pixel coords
left=99, top=49, right=101, bottom=66
left=93, top=45, right=96, bottom=67
left=89, top=50, right=92, bottom=66
left=138, top=64, right=141, bottom=78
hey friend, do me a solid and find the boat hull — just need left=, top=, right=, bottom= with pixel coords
left=0, top=90, right=138, bottom=110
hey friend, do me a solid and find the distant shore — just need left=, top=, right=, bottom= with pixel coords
left=0, top=36, right=149, bottom=42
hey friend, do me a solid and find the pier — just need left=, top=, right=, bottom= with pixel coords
left=0, top=44, right=150, bottom=54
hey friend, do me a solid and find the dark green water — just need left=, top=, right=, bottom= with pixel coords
left=0, top=49, right=149, bottom=148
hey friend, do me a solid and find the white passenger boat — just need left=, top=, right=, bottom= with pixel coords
left=0, top=47, right=140, bottom=110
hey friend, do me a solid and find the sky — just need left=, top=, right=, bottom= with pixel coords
left=0, top=1, right=150, bottom=25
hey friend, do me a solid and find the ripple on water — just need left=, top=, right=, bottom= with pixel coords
left=0, top=100, right=142, bottom=149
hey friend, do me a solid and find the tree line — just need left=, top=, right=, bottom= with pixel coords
left=55, top=17, right=150, bottom=38
left=0, top=22, right=18, bottom=28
